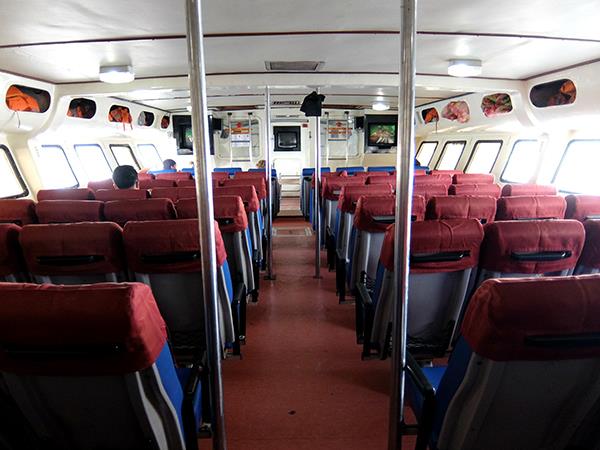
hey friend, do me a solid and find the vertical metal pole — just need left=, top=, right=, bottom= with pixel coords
left=325, top=112, right=330, bottom=165
left=227, top=112, right=233, bottom=167
left=248, top=112, right=253, bottom=166
left=184, top=0, right=227, bottom=448
left=344, top=110, right=350, bottom=164
left=389, top=0, right=417, bottom=449
left=264, top=87, right=275, bottom=280
left=313, top=90, right=322, bottom=279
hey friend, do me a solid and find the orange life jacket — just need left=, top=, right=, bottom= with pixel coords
left=6, top=86, right=40, bottom=112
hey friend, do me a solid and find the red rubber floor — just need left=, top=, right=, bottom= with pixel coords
left=220, top=217, right=417, bottom=449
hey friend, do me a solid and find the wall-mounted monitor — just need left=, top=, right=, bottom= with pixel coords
left=274, top=126, right=301, bottom=151
left=172, top=115, right=215, bottom=155
left=364, top=114, right=398, bottom=151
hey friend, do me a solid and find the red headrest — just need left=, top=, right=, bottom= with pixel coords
left=480, top=220, right=585, bottom=274
left=426, top=196, right=497, bottom=223
left=155, top=172, right=192, bottom=181
left=124, top=219, right=227, bottom=272
left=20, top=222, right=125, bottom=275
left=453, top=173, right=495, bottom=185
left=140, top=179, right=176, bottom=189
left=37, top=188, right=95, bottom=201
left=449, top=183, right=501, bottom=198
left=0, top=224, right=24, bottom=276
left=338, top=184, right=394, bottom=213
left=95, top=189, right=148, bottom=201
left=502, top=183, right=557, bottom=197
left=137, top=172, right=154, bottom=181
left=311, top=170, right=347, bottom=188
left=87, top=179, right=114, bottom=191
left=36, top=200, right=104, bottom=224
left=413, top=184, right=448, bottom=201
left=496, top=195, right=566, bottom=221
left=430, top=170, right=462, bottom=176
left=0, top=199, right=37, bottom=225
left=412, top=195, right=426, bottom=221
left=350, top=171, right=370, bottom=178
left=0, top=282, right=166, bottom=375
left=565, top=195, right=600, bottom=222
left=223, top=178, right=267, bottom=200
left=214, top=186, right=261, bottom=212
left=212, top=172, right=230, bottom=181
left=177, top=179, right=197, bottom=187
left=323, top=178, right=365, bottom=200
left=380, top=219, right=484, bottom=272
left=151, top=187, right=196, bottom=202
left=462, top=275, right=600, bottom=361
left=353, top=195, right=395, bottom=232
left=176, top=198, right=197, bottom=219
left=367, top=175, right=396, bottom=186
left=213, top=196, right=248, bottom=233
left=414, top=169, right=427, bottom=176
left=104, top=199, right=177, bottom=226
left=414, top=174, right=452, bottom=186
left=234, top=172, right=266, bottom=180
left=579, top=220, right=600, bottom=269
left=364, top=171, right=391, bottom=177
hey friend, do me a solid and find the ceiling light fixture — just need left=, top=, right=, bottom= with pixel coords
left=372, top=102, right=390, bottom=111
left=99, top=65, right=135, bottom=84
left=447, top=59, right=482, bottom=77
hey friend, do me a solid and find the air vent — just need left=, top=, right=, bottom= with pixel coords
left=273, top=100, right=301, bottom=106
left=265, top=61, right=324, bottom=72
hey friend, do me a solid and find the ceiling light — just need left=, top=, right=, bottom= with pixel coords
left=99, top=65, right=135, bottom=83
left=372, top=102, right=390, bottom=111
left=447, top=59, right=482, bottom=77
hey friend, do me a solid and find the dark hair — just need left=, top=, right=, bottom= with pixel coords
left=163, top=159, right=177, bottom=170
left=112, top=165, right=138, bottom=189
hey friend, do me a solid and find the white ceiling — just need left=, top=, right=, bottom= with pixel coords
left=1, top=0, right=600, bottom=111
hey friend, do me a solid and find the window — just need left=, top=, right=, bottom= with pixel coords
left=110, top=144, right=140, bottom=169
left=0, top=145, right=27, bottom=198
left=416, top=141, right=438, bottom=167
left=553, top=140, right=600, bottom=194
left=481, top=93, right=513, bottom=117
left=67, top=98, right=96, bottom=119
left=466, top=140, right=502, bottom=173
left=441, top=101, right=470, bottom=123
left=34, top=145, right=78, bottom=188
left=108, top=105, right=132, bottom=125
left=436, top=141, right=466, bottom=170
left=137, top=111, right=155, bottom=127
left=530, top=79, right=576, bottom=108
left=421, top=108, right=439, bottom=124
left=137, top=144, right=163, bottom=170
left=501, top=140, right=542, bottom=183
left=74, top=144, right=112, bottom=181
left=5, top=84, right=50, bottom=113
left=161, top=115, right=170, bottom=129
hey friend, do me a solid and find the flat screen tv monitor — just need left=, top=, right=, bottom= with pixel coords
left=367, top=123, right=397, bottom=147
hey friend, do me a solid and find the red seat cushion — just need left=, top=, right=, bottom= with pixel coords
left=501, top=183, right=557, bottom=197
left=430, top=170, right=462, bottom=176
left=380, top=219, right=484, bottom=272
left=151, top=187, right=196, bottom=202
left=37, top=188, right=95, bottom=201
left=212, top=172, right=230, bottom=181
left=338, top=184, right=394, bottom=213
left=449, top=183, right=501, bottom=198
left=233, top=172, right=267, bottom=180
left=0, top=282, right=166, bottom=375
left=214, top=186, right=260, bottom=213
left=579, top=220, right=600, bottom=269
left=322, top=178, right=365, bottom=200
left=87, top=179, right=114, bottom=191
left=36, top=200, right=104, bottom=224
left=353, top=195, right=395, bottom=233
left=453, top=173, right=495, bottom=185
left=413, top=184, right=448, bottom=201
left=367, top=175, right=396, bottom=186
left=462, top=275, right=600, bottom=361
left=414, top=174, right=452, bottom=186
left=103, top=199, right=177, bottom=226
left=95, top=189, right=148, bottom=201
left=123, top=219, right=227, bottom=271
left=223, top=178, right=267, bottom=200
left=155, top=172, right=192, bottom=181
left=140, top=179, right=176, bottom=190
left=412, top=195, right=426, bottom=221
left=213, top=196, right=248, bottom=233
left=0, top=200, right=36, bottom=225
left=20, top=222, right=125, bottom=275
left=177, top=179, right=197, bottom=187
left=0, top=224, right=24, bottom=276
left=480, top=220, right=585, bottom=273
left=426, top=195, right=497, bottom=223
left=495, top=195, right=566, bottom=221
left=176, top=198, right=197, bottom=219
left=565, top=195, right=600, bottom=221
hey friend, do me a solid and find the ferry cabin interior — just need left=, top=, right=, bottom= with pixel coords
left=1, top=1, right=600, bottom=449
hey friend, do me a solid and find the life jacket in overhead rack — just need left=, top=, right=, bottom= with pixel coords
left=108, top=106, right=133, bottom=130
left=5, top=86, right=40, bottom=112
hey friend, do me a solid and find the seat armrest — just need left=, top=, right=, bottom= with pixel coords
left=356, top=279, right=373, bottom=306
left=406, top=353, right=436, bottom=450
left=182, top=363, right=202, bottom=450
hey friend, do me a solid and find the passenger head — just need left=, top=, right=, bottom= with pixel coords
left=112, top=165, right=139, bottom=189
left=256, top=159, right=266, bottom=169
left=163, top=159, right=177, bottom=171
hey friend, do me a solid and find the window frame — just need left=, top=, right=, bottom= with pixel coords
left=435, top=140, right=467, bottom=170
left=464, top=139, right=503, bottom=174
left=416, top=141, right=438, bottom=167
left=37, top=145, right=79, bottom=188
left=499, top=139, right=540, bottom=183
left=136, top=143, right=163, bottom=169
left=73, top=143, right=113, bottom=181
left=551, top=139, right=600, bottom=194
left=0, top=145, right=28, bottom=199
left=109, top=144, right=141, bottom=170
